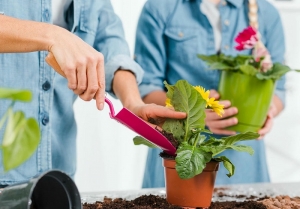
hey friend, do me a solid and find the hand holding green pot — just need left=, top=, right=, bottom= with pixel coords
left=219, top=71, right=275, bottom=133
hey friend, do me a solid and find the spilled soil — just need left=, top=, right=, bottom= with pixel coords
left=82, top=192, right=300, bottom=209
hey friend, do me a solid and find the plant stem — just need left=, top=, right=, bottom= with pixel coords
left=193, top=132, right=200, bottom=147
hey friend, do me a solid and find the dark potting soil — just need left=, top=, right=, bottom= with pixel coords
left=156, top=128, right=179, bottom=149
left=82, top=194, right=267, bottom=209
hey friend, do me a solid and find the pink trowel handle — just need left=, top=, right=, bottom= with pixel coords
left=104, top=97, right=116, bottom=118
left=104, top=97, right=177, bottom=155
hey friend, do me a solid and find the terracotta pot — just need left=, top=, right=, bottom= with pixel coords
left=218, top=71, right=275, bottom=132
left=163, top=158, right=219, bottom=208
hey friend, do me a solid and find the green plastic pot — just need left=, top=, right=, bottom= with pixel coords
left=0, top=170, right=82, bottom=209
left=218, top=71, right=275, bottom=133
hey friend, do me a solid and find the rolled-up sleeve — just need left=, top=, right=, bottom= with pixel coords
left=134, top=1, right=168, bottom=98
left=105, top=54, right=144, bottom=91
left=93, top=0, right=143, bottom=97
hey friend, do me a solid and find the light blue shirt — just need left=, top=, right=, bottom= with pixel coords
left=135, top=0, right=286, bottom=187
left=0, top=0, right=143, bottom=185
left=135, top=0, right=285, bottom=104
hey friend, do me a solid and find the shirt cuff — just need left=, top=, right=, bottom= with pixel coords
left=139, top=83, right=165, bottom=98
left=105, top=54, right=144, bottom=98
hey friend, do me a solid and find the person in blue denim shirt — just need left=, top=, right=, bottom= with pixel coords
left=0, top=0, right=186, bottom=187
left=134, top=0, right=286, bottom=187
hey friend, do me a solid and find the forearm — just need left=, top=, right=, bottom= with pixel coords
left=143, top=90, right=167, bottom=106
left=273, top=94, right=284, bottom=117
left=0, top=15, right=62, bottom=53
left=112, top=70, right=144, bottom=109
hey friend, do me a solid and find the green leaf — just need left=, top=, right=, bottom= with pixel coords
left=0, top=88, right=32, bottom=102
left=133, top=136, right=158, bottom=148
left=201, top=136, right=223, bottom=146
left=197, top=54, right=233, bottom=70
left=256, top=63, right=292, bottom=80
left=200, top=132, right=257, bottom=156
left=235, top=54, right=254, bottom=65
left=162, top=119, right=184, bottom=142
left=0, top=110, right=8, bottom=130
left=2, top=111, right=40, bottom=171
left=197, top=54, right=220, bottom=63
left=222, top=132, right=259, bottom=146
left=167, top=80, right=206, bottom=142
left=239, top=65, right=258, bottom=76
left=164, top=81, right=175, bottom=100
left=202, top=145, right=229, bottom=156
left=175, top=143, right=212, bottom=179
left=214, top=156, right=235, bottom=177
left=230, top=145, right=254, bottom=155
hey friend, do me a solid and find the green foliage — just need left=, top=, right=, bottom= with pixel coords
left=175, top=142, right=212, bottom=179
left=133, top=136, right=158, bottom=148
left=198, top=54, right=296, bottom=80
left=163, top=80, right=206, bottom=142
left=133, top=80, right=259, bottom=179
left=0, top=88, right=40, bottom=172
left=0, top=88, right=32, bottom=102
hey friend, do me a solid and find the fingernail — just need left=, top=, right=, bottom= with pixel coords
left=233, top=118, right=238, bottom=124
left=98, top=102, right=104, bottom=110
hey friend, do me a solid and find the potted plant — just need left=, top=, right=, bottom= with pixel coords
left=0, top=88, right=40, bottom=172
left=133, top=79, right=259, bottom=208
left=198, top=26, right=299, bottom=133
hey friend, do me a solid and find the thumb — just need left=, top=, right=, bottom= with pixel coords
left=210, top=89, right=220, bottom=99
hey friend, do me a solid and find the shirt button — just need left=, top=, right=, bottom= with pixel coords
left=42, top=115, right=49, bottom=126
left=42, top=81, right=51, bottom=91
left=44, top=10, right=50, bottom=21
left=178, top=32, right=184, bottom=38
left=222, top=1, right=227, bottom=6
left=224, top=20, right=230, bottom=26
left=223, top=45, right=229, bottom=50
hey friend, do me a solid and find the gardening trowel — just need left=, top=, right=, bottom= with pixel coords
left=45, top=52, right=177, bottom=155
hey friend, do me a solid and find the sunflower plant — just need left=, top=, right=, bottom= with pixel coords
left=134, top=80, right=259, bottom=179
left=0, top=88, right=40, bottom=172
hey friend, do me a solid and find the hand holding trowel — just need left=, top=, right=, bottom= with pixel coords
left=45, top=52, right=179, bottom=155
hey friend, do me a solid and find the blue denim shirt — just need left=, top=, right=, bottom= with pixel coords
left=135, top=0, right=286, bottom=187
left=0, top=0, right=143, bottom=185
left=135, top=0, right=286, bottom=104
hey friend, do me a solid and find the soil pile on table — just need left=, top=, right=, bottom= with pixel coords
left=258, top=195, right=300, bottom=209
left=82, top=194, right=267, bottom=209
left=82, top=195, right=182, bottom=209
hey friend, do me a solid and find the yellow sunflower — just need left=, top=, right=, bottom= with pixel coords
left=206, top=98, right=224, bottom=117
left=165, top=98, right=173, bottom=108
left=194, top=86, right=209, bottom=103
left=194, top=86, right=224, bottom=117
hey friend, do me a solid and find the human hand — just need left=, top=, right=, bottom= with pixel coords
left=46, top=27, right=105, bottom=110
left=205, top=89, right=238, bottom=135
left=257, top=102, right=277, bottom=139
left=129, top=103, right=187, bottom=128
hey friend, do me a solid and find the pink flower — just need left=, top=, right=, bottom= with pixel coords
left=235, top=26, right=258, bottom=51
left=253, top=47, right=273, bottom=72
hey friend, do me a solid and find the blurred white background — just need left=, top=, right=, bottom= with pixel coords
left=74, top=0, right=300, bottom=192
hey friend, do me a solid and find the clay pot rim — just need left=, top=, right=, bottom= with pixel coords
left=162, top=158, right=220, bottom=171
